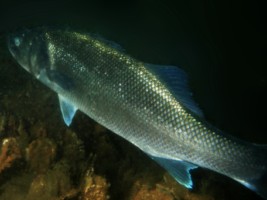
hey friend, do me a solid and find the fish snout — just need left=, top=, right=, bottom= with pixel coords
left=7, top=28, right=33, bottom=57
left=7, top=33, right=21, bottom=57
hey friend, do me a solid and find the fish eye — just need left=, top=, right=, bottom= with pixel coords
left=14, top=37, right=21, bottom=47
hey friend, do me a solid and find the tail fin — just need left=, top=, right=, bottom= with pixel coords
left=249, top=170, right=267, bottom=199
left=239, top=145, right=267, bottom=199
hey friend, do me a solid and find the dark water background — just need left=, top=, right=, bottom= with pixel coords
left=1, top=0, right=266, bottom=142
left=0, top=0, right=266, bottom=199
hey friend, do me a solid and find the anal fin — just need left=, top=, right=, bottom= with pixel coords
left=151, top=156, right=198, bottom=189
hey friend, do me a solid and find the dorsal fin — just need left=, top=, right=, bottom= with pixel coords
left=146, top=64, right=204, bottom=117
left=91, top=34, right=125, bottom=52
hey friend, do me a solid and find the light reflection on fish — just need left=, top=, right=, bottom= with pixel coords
left=7, top=27, right=267, bottom=199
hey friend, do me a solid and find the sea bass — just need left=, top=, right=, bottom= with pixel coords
left=7, top=27, right=267, bottom=198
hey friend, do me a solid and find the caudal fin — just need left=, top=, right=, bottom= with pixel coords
left=245, top=168, right=267, bottom=199
left=238, top=145, right=267, bottom=199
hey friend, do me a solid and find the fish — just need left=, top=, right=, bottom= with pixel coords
left=7, top=27, right=267, bottom=199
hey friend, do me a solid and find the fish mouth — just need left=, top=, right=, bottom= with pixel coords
left=7, top=32, right=31, bottom=73
left=7, top=28, right=30, bottom=55
left=7, top=33, right=17, bottom=57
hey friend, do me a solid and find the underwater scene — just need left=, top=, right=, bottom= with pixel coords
left=0, top=1, right=266, bottom=200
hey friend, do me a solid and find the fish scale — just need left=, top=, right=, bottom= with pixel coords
left=7, top=27, right=267, bottom=199
left=47, top=30, right=263, bottom=180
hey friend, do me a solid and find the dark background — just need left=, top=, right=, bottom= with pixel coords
left=0, top=0, right=266, bottom=141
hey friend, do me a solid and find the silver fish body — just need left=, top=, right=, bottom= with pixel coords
left=7, top=27, right=267, bottom=198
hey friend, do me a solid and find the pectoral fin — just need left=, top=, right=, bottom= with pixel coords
left=58, top=95, right=77, bottom=126
left=47, top=69, right=75, bottom=90
left=151, top=156, right=198, bottom=189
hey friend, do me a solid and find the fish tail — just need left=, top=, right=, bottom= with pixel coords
left=250, top=170, right=267, bottom=199
left=244, top=145, right=267, bottom=199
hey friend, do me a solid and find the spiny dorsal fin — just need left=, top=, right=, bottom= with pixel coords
left=90, top=33, right=125, bottom=52
left=146, top=64, right=204, bottom=117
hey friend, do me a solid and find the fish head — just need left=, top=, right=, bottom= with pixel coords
left=7, top=28, right=48, bottom=78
